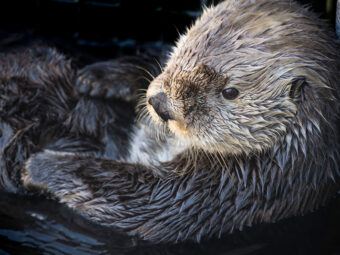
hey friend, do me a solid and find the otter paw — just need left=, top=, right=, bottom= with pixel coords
left=21, top=152, right=52, bottom=191
left=76, top=62, right=134, bottom=100
left=21, top=150, right=85, bottom=198
left=21, top=150, right=73, bottom=194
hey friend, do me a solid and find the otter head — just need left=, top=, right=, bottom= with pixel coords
left=146, top=0, right=337, bottom=156
left=147, top=63, right=306, bottom=156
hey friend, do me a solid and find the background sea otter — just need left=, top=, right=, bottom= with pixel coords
left=1, top=0, right=340, bottom=244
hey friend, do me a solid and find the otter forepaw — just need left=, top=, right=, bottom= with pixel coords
left=21, top=152, right=54, bottom=191
left=76, top=61, right=136, bottom=101
left=21, top=150, right=76, bottom=195
left=21, top=150, right=96, bottom=207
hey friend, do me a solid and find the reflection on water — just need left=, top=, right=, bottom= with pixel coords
left=0, top=192, right=135, bottom=255
left=1, top=191, right=340, bottom=255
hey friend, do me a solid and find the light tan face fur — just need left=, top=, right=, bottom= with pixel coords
left=146, top=0, right=337, bottom=156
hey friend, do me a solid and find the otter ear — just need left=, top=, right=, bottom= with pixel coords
left=290, top=77, right=309, bottom=103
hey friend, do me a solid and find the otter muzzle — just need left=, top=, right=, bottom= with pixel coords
left=148, top=92, right=173, bottom=122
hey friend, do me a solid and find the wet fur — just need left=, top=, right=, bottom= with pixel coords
left=0, top=47, right=139, bottom=191
left=3, top=0, right=340, bottom=244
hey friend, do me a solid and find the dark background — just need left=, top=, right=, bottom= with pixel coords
left=0, top=0, right=338, bottom=60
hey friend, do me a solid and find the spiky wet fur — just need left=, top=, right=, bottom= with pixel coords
left=17, top=0, right=340, bottom=243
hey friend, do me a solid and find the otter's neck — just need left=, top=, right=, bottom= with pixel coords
left=126, top=122, right=190, bottom=167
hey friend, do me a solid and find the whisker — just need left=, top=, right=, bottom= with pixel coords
left=137, top=88, right=148, bottom=92
left=154, top=58, right=164, bottom=73
left=135, top=65, right=156, bottom=80
left=138, top=75, right=152, bottom=84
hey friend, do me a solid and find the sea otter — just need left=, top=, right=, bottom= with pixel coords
left=10, top=0, right=340, bottom=243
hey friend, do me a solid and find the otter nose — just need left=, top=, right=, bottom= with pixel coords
left=148, top=92, right=173, bottom=121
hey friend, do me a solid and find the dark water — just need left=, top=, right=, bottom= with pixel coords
left=1, top=191, right=340, bottom=255
left=1, top=0, right=340, bottom=254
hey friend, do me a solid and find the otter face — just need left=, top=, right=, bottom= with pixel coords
left=147, top=63, right=300, bottom=156
left=145, top=0, right=336, bottom=156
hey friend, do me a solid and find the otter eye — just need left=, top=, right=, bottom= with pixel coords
left=222, top=88, right=239, bottom=100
